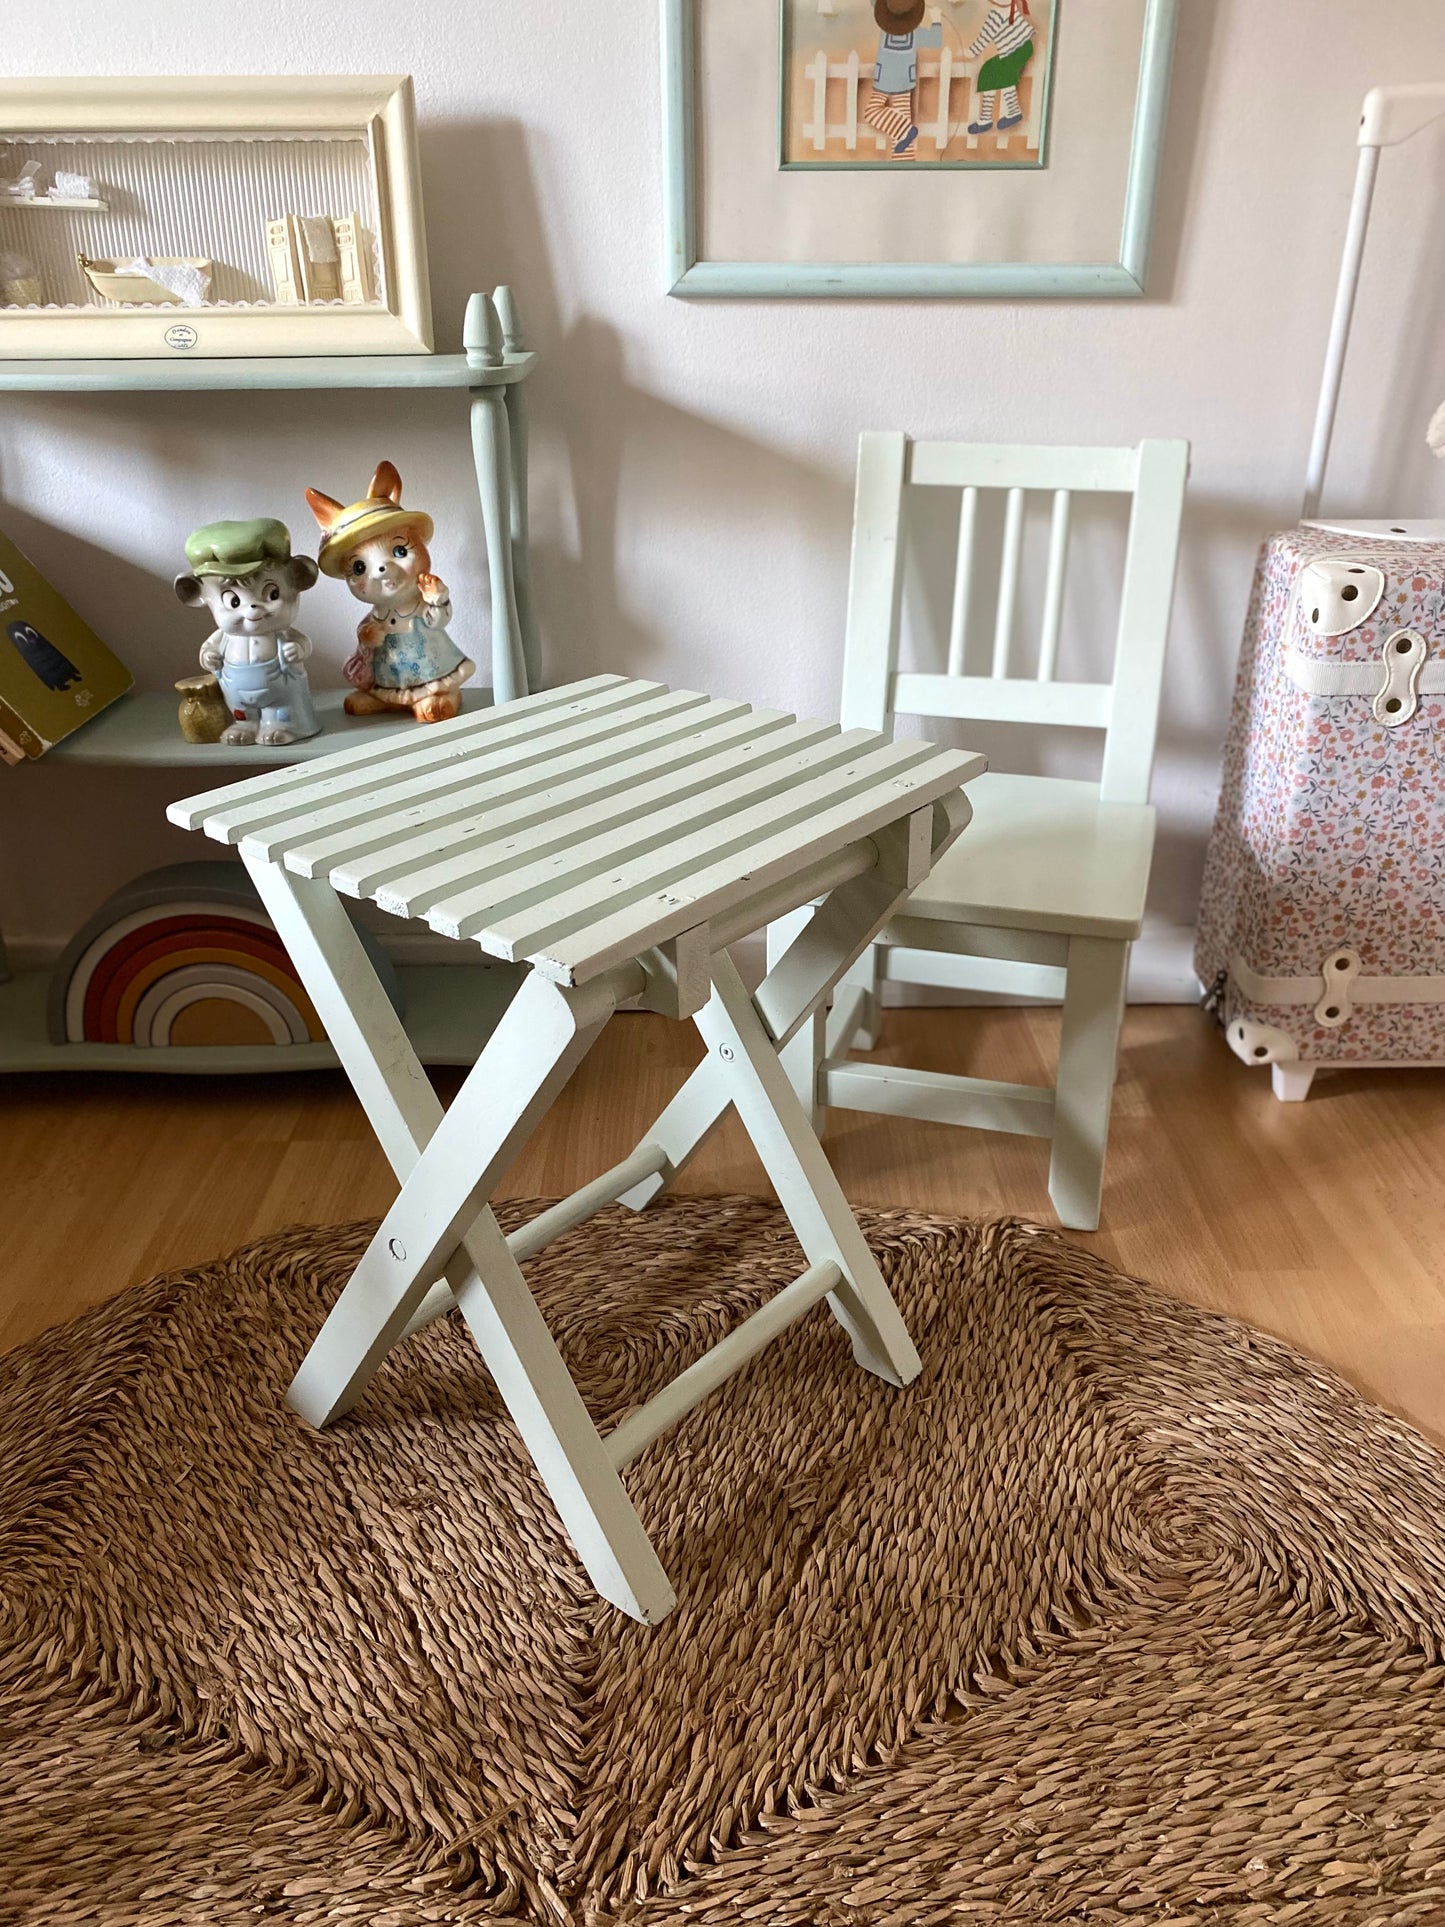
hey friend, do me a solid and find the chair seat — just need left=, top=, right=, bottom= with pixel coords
left=897, top=773, right=1156, bottom=941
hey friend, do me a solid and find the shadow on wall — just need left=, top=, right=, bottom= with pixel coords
left=416, top=51, right=1244, bottom=714
left=537, top=311, right=856, bottom=697
left=0, top=388, right=490, bottom=689
left=412, top=18, right=1232, bottom=701
left=0, top=119, right=846, bottom=719
left=1136, top=0, right=1222, bottom=308
left=419, top=116, right=848, bottom=702
left=1331, top=127, right=1445, bottom=517
left=0, top=499, right=173, bottom=685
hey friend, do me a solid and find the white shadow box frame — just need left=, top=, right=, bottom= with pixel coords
left=662, top=0, right=1180, bottom=298
left=0, top=76, right=433, bottom=358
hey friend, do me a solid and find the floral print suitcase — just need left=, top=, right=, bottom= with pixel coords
left=1195, top=523, right=1445, bottom=1099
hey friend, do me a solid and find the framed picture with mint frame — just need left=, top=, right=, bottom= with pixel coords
left=663, top=0, right=1179, bottom=297
left=0, top=75, right=433, bottom=358
left=780, top=0, right=1061, bottom=173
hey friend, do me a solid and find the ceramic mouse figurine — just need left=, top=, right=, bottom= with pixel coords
left=305, top=461, right=474, bottom=724
left=174, top=518, right=321, bottom=746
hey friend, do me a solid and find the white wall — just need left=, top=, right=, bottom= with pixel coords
left=4, top=0, right=1445, bottom=986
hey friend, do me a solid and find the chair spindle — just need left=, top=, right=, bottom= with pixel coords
left=1037, top=489, right=1072, bottom=681
left=992, top=487, right=1026, bottom=678
left=947, top=486, right=979, bottom=676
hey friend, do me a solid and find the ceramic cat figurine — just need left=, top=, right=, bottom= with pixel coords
left=174, top=518, right=321, bottom=746
left=305, top=461, right=475, bottom=724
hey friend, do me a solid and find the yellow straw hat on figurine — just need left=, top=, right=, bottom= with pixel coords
left=305, top=460, right=435, bottom=576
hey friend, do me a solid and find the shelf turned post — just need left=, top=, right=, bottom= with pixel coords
left=464, top=291, right=528, bottom=705
left=493, top=285, right=541, bottom=694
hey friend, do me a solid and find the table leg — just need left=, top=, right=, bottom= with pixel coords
left=243, top=854, right=456, bottom=1183
left=442, top=1200, right=677, bottom=1622
left=702, top=952, right=921, bottom=1386
left=619, top=803, right=955, bottom=1212
left=767, top=909, right=824, bottom=1130
left=287, top=963, right=627, bottom=1423
left=613, top=807, right=961, bottom=1385
left=244, top=853, right=674, bottom=1622
left=303, top=964, right=674, bottom=1622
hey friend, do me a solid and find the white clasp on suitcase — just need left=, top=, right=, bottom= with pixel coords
left=1299, top=558, right=1384, bottom=635
left=1226, top=1017, right=1300, bottom=1068
left=1374, top=629, right=1428, bottom=725
left=1314, top=947, right=1361, bottom=1026
left=1284, top=623, right=1443, bottom=707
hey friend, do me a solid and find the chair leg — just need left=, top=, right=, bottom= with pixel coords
left=768, top=907, right=824, bottom=1129
left=779, top=1007, right=826, bottom=1133
left=838, top=946, right=883, bottom=1052
left=622, top=811, right=936, bottom=1212
left=1049, top=936, right=1130, bottom=1232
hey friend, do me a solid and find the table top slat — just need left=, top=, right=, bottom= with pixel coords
left=538, top=743, right=983, bottom=982
left=170, top=677, right=985, bottom=984
left=469, top=736, right=935, bottom=957
left=324, top=699, right=767, bottom=899
left=369, top=708, right=798, bottom=918
left=167, top=675, right=641, bottom=838
left=424, top=723, right=865, bottom=941
left=245, top=688, right=722, bottom=869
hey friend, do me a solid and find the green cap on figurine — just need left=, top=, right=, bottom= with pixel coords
left=184, top=518, right=295, bottom=578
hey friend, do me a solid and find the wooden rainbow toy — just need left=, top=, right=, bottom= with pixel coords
left=47, top=862, right=330, bottom=1050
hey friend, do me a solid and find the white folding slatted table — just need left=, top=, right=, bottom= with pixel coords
left=169, top=675, right=984, bottom=1623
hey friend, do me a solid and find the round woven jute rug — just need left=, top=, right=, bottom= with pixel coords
left=4, top=1197, right=1445, bottom=1927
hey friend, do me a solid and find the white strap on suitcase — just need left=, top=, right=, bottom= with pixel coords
left=1302, top=83, right=1445, bottom=539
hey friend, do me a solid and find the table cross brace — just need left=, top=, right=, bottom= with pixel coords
left=240, top=789, right=966, bottom=1623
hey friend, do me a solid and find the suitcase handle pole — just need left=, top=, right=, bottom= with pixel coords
left=1302, top=83, right=1445, bottom=522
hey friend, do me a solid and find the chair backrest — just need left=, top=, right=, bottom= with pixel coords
left=839, top=434, right=1189, bottom=805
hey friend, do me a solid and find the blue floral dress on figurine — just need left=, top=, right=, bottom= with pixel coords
left=369, top=609, right=468, bottom=690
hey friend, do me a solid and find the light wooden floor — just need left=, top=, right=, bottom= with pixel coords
left=5, top=1005, right=1444, bottom=1444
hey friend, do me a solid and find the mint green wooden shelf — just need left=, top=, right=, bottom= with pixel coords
left=0, top=348, right=536, bottom=392
left=0, top=961, right=526, bottom=1074
left=2, top=694, right=512, bottom=1076
left=47, top=687, right=490, bottom=768
left=0, top=290, right=542, bottom=704
left=0, top=290, right=542, bottom=1076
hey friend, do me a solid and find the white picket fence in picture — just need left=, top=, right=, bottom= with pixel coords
left=801, top=49, right=1007, bottom=157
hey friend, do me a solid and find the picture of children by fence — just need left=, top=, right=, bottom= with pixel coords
left=965, top=1, right=1038, bottom=135
left=781, top=0, right=1056, bottom=169
left=861, top=1, right=945, bottom=159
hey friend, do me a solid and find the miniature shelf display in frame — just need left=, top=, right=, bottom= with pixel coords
left=0, top=291, right=541, bottom=1076
left=0, top=76, right=432, bottom=357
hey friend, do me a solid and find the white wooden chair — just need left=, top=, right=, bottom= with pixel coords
left=782, top=432, right=1189, bottom=1231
